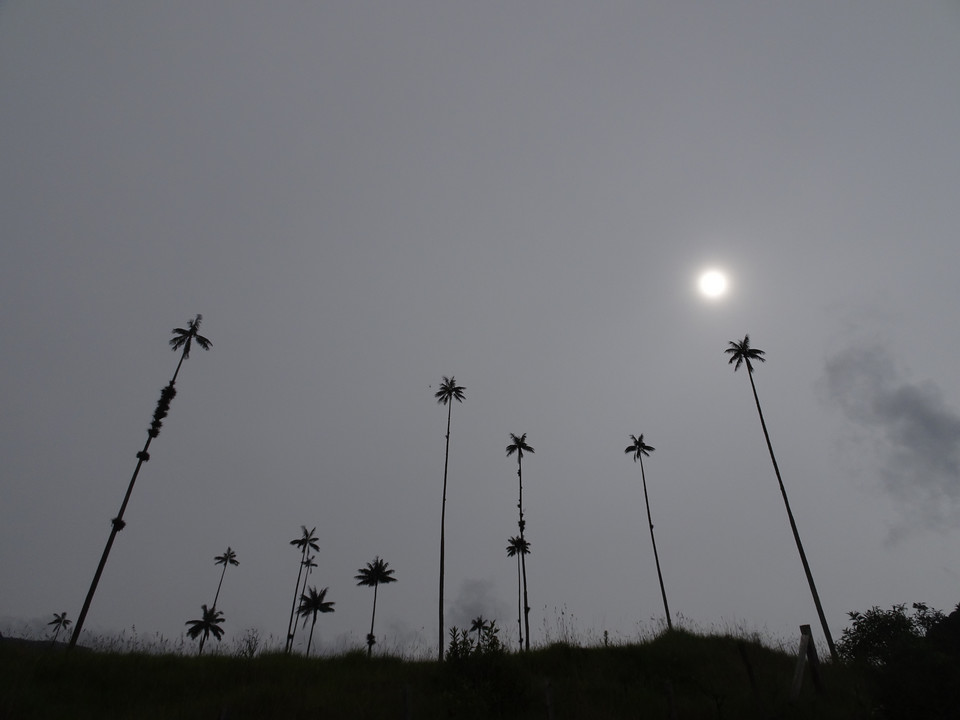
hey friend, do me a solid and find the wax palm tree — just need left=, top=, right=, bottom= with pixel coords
left=726, top=334, right=837, bottom=661
left=506, top=535, right=530, bottom=650
left=435, top=375, right=465, bottom=661
left=70, top=315, right=211, bottom=651
left=48, top=612, right=71, bottom=646
left=470, top=616, right=490, bottom=645
left=297, top=586, right=335, bottom=657
left=285, top=526, right=320, bottom=653
left=506, top=432, right=534, bottom=651
left=212, top=547, right=238, bottom=610
left=625, top=434, right=673, bottom=631
left=185, top=604, right=225, bottom=655
left=355, top=556, right=398, bottom=657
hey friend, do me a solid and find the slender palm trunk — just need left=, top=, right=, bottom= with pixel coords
left=438, top=401, right=453, bottom=661
left=747, top=366, right=838, bottom=662
left=517, top=459, right=531, bottom=651
left=639, top=456, right=672, bottom=630
left=212, top=564, right=228, bottom=610
left=305, top=613, right=318, bottom=657
left=285, top=550, right=307, bottom=653
left=198, top=632, right=207, bottom=656
left=515, top=555, right=523, bottom=650
left=368, top=582, right=380, bottom=658
left=69, top=348, right=189, bottom=652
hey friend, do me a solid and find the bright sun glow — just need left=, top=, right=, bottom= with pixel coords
left=698, top=269, right=728, bottom=299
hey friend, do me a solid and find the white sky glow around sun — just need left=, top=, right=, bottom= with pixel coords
left=698, top=269, right=728, bottom=299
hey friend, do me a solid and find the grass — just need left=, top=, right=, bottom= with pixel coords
left=1, top=628, right=871, bottom=719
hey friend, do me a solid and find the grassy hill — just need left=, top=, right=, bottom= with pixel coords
left=1, top=629, right=871, bottom=719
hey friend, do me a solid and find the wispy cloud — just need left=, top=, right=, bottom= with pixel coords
left=823, top=344, right=960, bottom=535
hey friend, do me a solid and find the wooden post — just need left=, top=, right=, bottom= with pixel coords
left=790, top=624, right=824, bottom=701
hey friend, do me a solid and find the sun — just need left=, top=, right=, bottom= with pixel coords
left=698, top=269, right=728, bottom=299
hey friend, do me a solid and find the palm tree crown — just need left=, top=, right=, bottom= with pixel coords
left=355, top=556, right=398, bottom=588
left=49, top=612, right=71, bottom=644
left=506, top=433, right=534, bottom=460
left=169, top=315, right=213, bottom=359
left=725, top=334, right=766, bottom=373
left=185, top=604, right=225, bottom=655
left=215, top=547, right=238, bottom=568
left=297, top=586, right=335, bottom=656
left=506, top=536, right=530, bottom=557
left=435, top=376, right=466, bottom=406
left=625, top=434, right=654, bottom=461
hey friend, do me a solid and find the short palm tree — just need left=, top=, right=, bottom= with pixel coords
left=726, top=334, right=837, bottom=662
left=285, top=526, right=320, bottom=653
left=185, top=604, right=225, bottom=655
left=355, top=556, right=398, bottom=657
left=435, top=375, right=465, bottom=661
left=470, top=615, right=490, bottom=645
left=297, top=586, right=335, bottom=657
left=48, top=612, right=71, bottom=646
left=506, top=535, right=530, bottom=650
left=212, top=547, right=238, bottom=610
left=70, top=315, right=211, bottom=651
left=506, top=432, right=534, bottom=651
left=625, top=434, right=672, bottom=630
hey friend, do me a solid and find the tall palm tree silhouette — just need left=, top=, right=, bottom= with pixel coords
left=726, top=334, right=837, bottom=662
left=506, top=535, right=529, bottom=650
left=355, top=556, right=398, bottom=657
left=625, top=434, right=673, bottom=631
left=506, top=432, right=534, bottom=651
left=212, top=547, right=238, bottom=610
left=285, top=526, right=319, bottom=653
left=434, top=375, right=465, bottom=661
left=185, top=604, right=225, bottom=655
left=48, top=612, right=71, bottom=646
left=297, top=586, right=335, bottom=657
left=69, top=315, right=211, bottom=650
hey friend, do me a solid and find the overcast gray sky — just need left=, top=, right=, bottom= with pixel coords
left=3, top=1, right=960, bottom=655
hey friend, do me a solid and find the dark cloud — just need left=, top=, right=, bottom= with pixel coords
left=823, top=344, right=960, bottom=532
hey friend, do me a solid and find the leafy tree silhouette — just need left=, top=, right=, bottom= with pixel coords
left=48, top=612, right=71, bottom=646
left=625, top=434, right=672, bottom=630
left=506, top=535, right=529, bottom=650
left=434, top=375, right=465, bottom=661
left=212, top=547, right=238, bottom=611
left=185, top=604, right=225, bottom=655
left=69, top=315, right=211, bottom=650
left=506, top=432, right=534, bottom=651
left=297, top=586, right=334, bottom=657
left=285, top=526, right=319, bottom=653
left=355, top=556, right=398, bottom=657
left=726, top=334, right=837, bottom=661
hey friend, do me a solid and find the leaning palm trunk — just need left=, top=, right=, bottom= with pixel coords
left=639, top=455, right=672, bottom=630
left=69, top=381, right=177, bottom=650
left=285, top=551, right=308, bottom=653
left=746, top=366, right=837, bottom=662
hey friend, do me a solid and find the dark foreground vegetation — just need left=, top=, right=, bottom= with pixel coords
left=0, top=629, right=885, bottom=720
